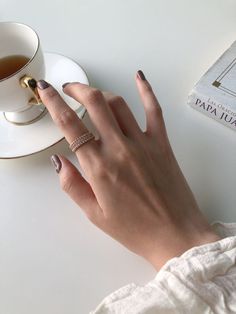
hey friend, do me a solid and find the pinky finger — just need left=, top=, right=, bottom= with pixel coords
left=51, top=155, right=102, bottom=222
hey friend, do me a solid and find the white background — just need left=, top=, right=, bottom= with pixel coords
left=0, top=1, right=236, bottom=313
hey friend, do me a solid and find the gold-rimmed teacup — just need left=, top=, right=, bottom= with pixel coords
left=0, top=22, right=46, bottom=125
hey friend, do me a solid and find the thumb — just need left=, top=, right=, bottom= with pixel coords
left=51, top=155, right=102, bottom=221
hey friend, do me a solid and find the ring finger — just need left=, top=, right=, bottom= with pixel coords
left=102, top=91, right=143, bottom=141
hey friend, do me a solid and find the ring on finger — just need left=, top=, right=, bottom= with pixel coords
left=69, top=132, right=95, bottom=153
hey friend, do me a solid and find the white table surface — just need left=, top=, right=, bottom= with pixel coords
left=1, top=1, right=236, bottom=313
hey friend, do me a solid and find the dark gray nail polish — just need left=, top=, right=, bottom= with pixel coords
left=62, top=82, right=70, bottom=89
left=137, top=70, right=146, bottom=81
left=51, top=155, right=62, bottom=173
left=37, top=80, right=50, bottom=90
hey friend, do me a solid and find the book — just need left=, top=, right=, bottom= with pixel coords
left=188, top=41, right=236, bottom=131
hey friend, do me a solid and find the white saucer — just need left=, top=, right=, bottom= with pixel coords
left=0, top=52, right=89, bottom=159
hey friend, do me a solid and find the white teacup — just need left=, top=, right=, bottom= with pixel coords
left=0, top=22, right=46, bottom=125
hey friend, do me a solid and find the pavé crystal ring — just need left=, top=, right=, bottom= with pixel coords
left=69, top=132, right=95, bottom=153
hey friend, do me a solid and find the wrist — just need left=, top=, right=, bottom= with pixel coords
left=145, top=222, right=221, bottom=271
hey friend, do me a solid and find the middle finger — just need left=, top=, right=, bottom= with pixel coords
left=63, top=82, right=123, bottom=142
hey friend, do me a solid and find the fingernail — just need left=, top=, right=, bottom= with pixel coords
left=37, top=80, right=50, bottom=90
left=51, top=155, right=62, bottom=173
left=137, top=70, right=146, bottom=81
left=62, top=82, right=70, bottom=89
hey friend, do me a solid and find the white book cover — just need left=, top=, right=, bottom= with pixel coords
left=188, top=41, right=236, bottom=131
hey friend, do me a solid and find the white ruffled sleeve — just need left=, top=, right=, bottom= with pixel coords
left=90, top=222, right=236, bottom=314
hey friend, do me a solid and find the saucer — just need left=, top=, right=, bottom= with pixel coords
left=0, top=52, right=89, bottom=159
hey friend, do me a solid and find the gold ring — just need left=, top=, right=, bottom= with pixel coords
left=69, top=132, right=95, bottom=153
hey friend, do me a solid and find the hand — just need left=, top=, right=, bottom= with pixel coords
left=37, top=72, right=220, bottom=270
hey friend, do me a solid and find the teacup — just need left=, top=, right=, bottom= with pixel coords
left=0, top=22, right=46, bottom=125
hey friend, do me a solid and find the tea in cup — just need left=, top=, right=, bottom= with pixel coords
left=0, top=22, right=46, bottom=125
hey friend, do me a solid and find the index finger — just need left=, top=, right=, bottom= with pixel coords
left=37, top=80, right=98, bottom=158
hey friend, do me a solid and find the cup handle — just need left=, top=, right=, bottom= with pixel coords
left=20, top=75, right=42, bottom=106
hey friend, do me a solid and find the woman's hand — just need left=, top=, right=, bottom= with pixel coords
left=37, top=71, right=220, bottom=270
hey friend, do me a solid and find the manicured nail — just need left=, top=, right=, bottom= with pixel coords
left=37, top=80, right=50, bottom=90
left=62, top=82, right=70, bottom=89
left=51, top=155, right=62, bottom=173
left=137, top=70, right=146, bottom=81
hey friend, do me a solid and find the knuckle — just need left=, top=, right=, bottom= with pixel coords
left=43, top=87, right=59, bottom=102
left=95, top=160, right=108, bottom=178
left=86, top=88, right=104, bottom=105
left=109, top=95, right=126, bottom=106
left=55, top=109, right=76, bottom=127
left=116, top=142, right=133, bottom=162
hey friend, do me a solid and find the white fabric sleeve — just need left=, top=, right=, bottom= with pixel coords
left=90, top=222, right=236, bottom=314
